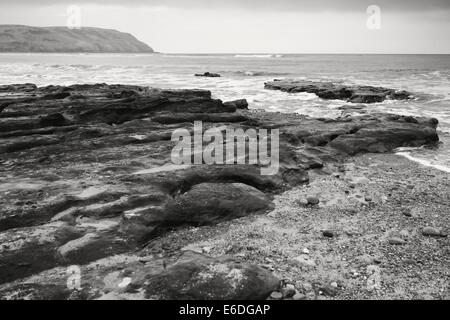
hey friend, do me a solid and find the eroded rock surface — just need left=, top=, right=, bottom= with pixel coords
left=0, top=251, right=280, bottom=300
left=0, top=83, right=439, bottom=299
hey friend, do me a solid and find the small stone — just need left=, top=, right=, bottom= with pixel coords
left=402, top=209, right=412, bottom=217
left=323, top=230, right=335, bottom=238
left=270, top=291, right=283, bottom=300
left=388, top=237, right=406, bottom=245
left=399, top=229, right=409, bottom=237
left=403, top=259, right=415, bottom=265
left=202, top=246, right=212, bottom=254
left=292, top=292, right=306, bottom=300
left=297, top=198, right=309, bottom=207
left=422, top=227, right=443, bottom=237
left=302, top=248, right=310, bottom=254
left=330, top=282, right=338, bottom=288
left=291, top=254, right=316, bottom=267
left=281, top=284, right=296, bottom=298
left=306, top=196, right=320, bottom=206
left=373, top=257, right=382, bottom=264
left=319, top=284, right=339, bottom=297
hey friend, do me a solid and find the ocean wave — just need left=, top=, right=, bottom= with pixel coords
left=234, top=54, right=283, bottom=58
left=396, top=151, right=450, bottom=173
left=231, top=70, right=290, bottom=77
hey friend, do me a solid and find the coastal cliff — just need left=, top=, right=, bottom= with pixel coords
left=0, top=25, right=154, bottom=53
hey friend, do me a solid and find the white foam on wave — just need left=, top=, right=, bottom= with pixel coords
left=395, top=151, right=450, bottom=173
left=234, top=54, right=280, bottom=58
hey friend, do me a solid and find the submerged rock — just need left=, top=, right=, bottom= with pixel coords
left=265, top=79, right=413, bottom=103
left=195, top=72, right=221, bottom=78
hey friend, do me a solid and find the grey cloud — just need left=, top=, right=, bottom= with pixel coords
left=4, top=0, right=450, bottom=11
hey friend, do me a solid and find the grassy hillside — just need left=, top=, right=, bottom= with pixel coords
left=0, top=25, right=154, bottom=53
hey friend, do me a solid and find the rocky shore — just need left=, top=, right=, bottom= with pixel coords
left=265, top=79, right=413, bottom=103
left=0, top=83, right=446, bottom=300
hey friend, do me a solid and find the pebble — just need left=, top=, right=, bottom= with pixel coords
left=281, top=284, right=296, bottom=298
left=306, top=196, right=320, bottom=205
left=202, top=246, right=212, bottom=253
left=402, top=209, right=412, bottom=217
left=292, top=292, right=306, bottom=300
left=388, top=237, right=406, bottom=245
left=422, top=227, right=443, bottom=237
left=302, top=248, right=310, bottom=254
left=319, top=284, right=339, bottom=297
left=270, top=291, right=283, bottom=300
left=399, top=229, right=409, bottom=237
left=323, top=230, right=335, bottom=238
left=291, top=254, right=316, bottom=267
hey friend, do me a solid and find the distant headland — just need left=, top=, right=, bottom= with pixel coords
left=0, top=25, right=154, bottom=53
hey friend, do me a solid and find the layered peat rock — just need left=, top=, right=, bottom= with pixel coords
left=264, top=79, right=413, bottom=103
left=0, top=83, right=439, bottom=298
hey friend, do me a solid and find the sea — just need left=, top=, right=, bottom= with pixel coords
left=0, top=53, right=449, bottom=172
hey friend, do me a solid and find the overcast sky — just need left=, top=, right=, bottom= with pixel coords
left=1, top=0, right=449, bottom=53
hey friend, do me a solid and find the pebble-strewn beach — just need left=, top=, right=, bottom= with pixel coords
left=153, top=153, right=449, bottom=300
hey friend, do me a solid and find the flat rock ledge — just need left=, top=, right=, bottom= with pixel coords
left=264, top=79, right=413, bottom=103
left=0, top=83, right=439, bottom=299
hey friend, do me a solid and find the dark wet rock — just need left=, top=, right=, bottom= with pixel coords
left=41, top=91, right=71, bottom=100
left=164, top=182, right=272, bottom=226
left=0, top=135, right=61, bottom=153
left=265, top=79, right=413, bottom=103
left=224, top=99, right=249, bottom=110
left=0, top=83, right=37, bottom=93
left=328, top=114, right=439, bottom=155
left=195, top=72, right=221, bottom=78
left=322, top=230, right=335, bottom=238
left=337, top=104, right=367, bottom=111
left=39, top=113, right=70, bottom=127
left=0, top=83, right=441, bottom=297
left=151, top=112, right=247, bottom=124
